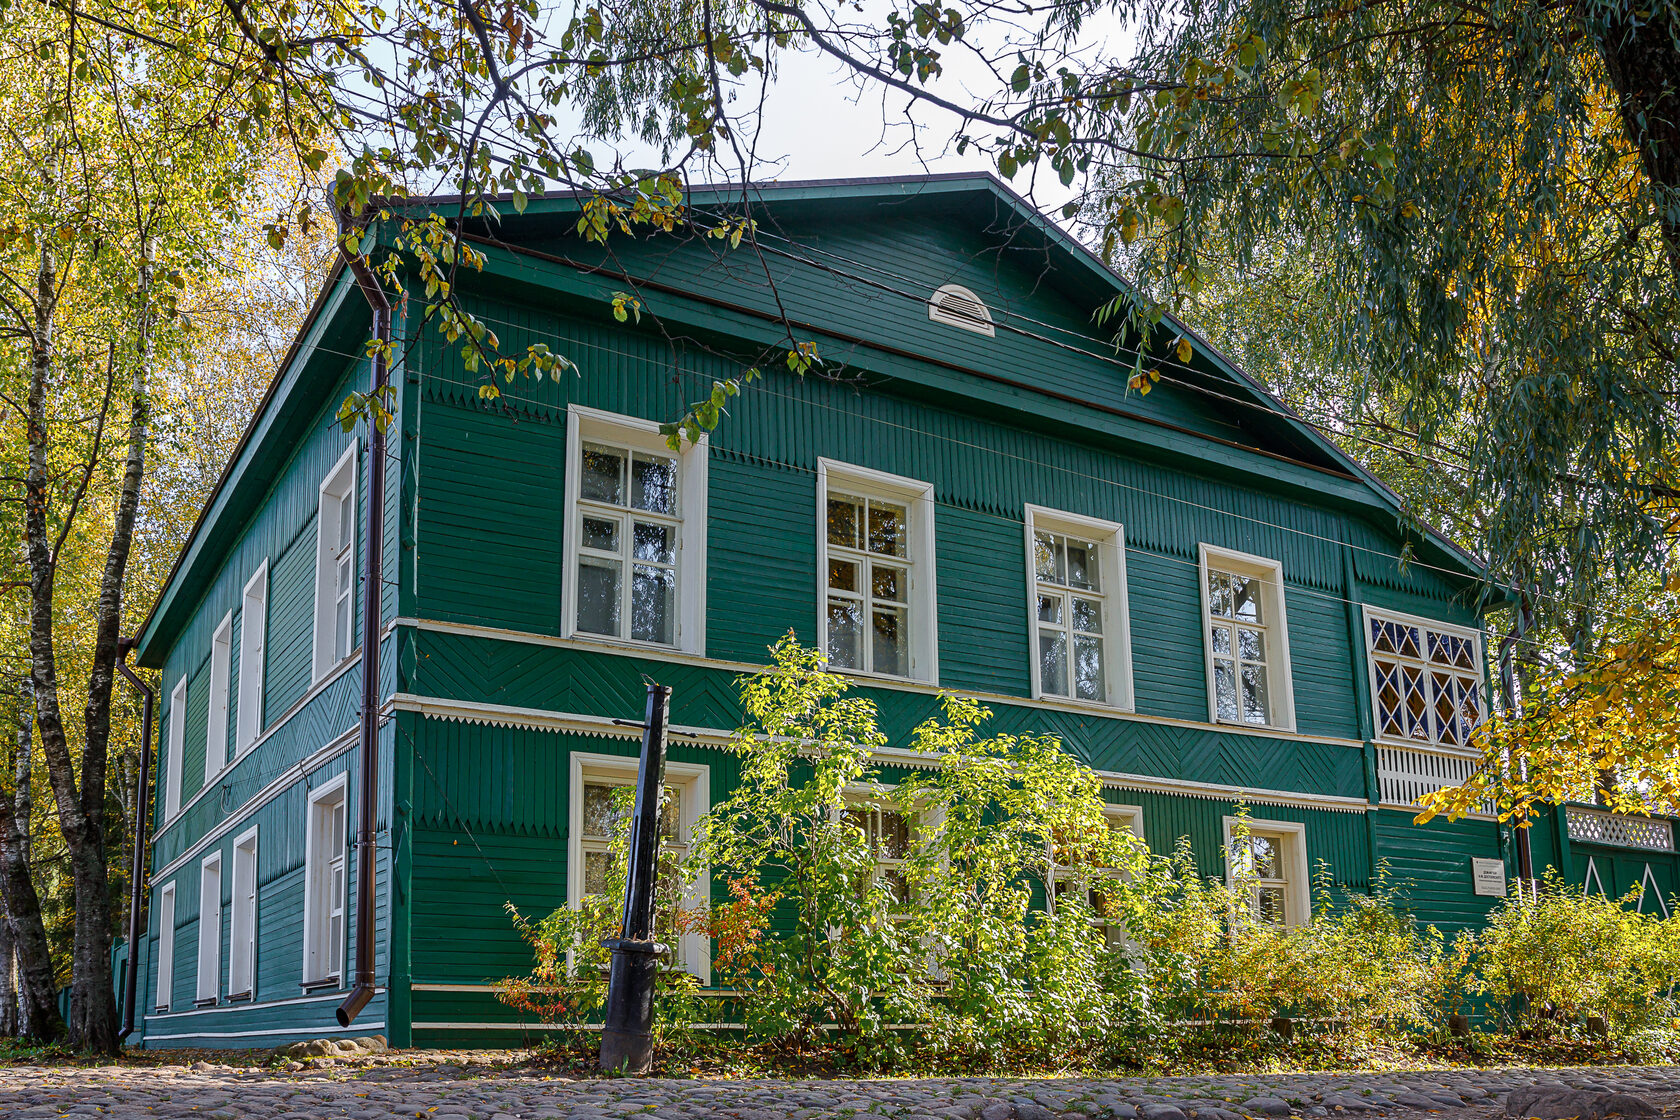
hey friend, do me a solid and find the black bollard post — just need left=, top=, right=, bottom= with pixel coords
left=599, top=682, right=671, bottom=1074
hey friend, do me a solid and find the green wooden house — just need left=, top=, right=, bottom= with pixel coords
left=127, top=173, right=1679, bottom=1049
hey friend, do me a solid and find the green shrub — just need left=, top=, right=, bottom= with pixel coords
left=1464, top=870, right=1676, bottom=1034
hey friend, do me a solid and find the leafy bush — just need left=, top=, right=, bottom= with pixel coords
left=1464, top=870, right=1677, bottom=1034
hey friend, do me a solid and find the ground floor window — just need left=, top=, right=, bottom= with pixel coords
left=842, top=793, right=915, bottom=908
left=155, top=883, right=176, bottom=1012
left=229, top=828, right=258, bottom=999
left=568, top=752, right=710, bottom=979
left=303, top=779, right=347, bottom=986
left=1223, top=816, right=1310, bottom=928
left=197, top=852, right=222, bottom=1005
left=1046, top=804, right=1143, bottom=947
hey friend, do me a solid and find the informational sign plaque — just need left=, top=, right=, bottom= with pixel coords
left=1472, top=857, right=1508, bottom=897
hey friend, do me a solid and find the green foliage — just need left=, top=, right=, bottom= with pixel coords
left=1463, top=871, right=1680, bottom=1035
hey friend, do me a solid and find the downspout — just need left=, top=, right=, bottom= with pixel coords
left=337, top=250, right=391, bottom=1028
left=1498, top=593, right=1535, bottom=899
left=116, top=642, right=154, bottom=1041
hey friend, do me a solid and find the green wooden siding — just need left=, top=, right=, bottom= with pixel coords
left=1370, top=809, right=1507, bottom=935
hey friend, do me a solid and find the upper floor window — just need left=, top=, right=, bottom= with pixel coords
left=1200, top=545, right=1295, bottom=731
left=818, top=459, right=937, bottom=682
left=163, top=676, right=187, bottom=820
left=207, top=612, right=232, bottom=778
left=234, top=561, right=268, bottom=756
left=313, top=445, right=358, bottom=681
left=1024, top=506, right=1133, bottom=709
left=564, top=407, right=707, bottom=654
left=1363, top=607, right=1484, bottom=748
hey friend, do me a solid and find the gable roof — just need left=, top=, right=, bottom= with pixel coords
left=133, top=172, right=1496, bottom=667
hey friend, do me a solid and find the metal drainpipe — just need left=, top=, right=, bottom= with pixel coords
left=1498, top=593, right=1535, bottom=899
left=116, top=644, right=154, bottom=1042
left=337, top=252, right=391, bottom=1028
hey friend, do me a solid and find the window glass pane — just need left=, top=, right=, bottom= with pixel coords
left=827, top=599, right=862, bottom=668
left=335, top=596, right=352, bottom=660
left=827, top=496, right=859, bottom=548
left=1066, top=539, right=1097, bottom=590
left=1074, top=635, right=1105, bottom=702
left=659, top=785, right=681, bottom=839
left=1433, top=672, right=1461, bottom=746
left=1213, top=660, right=1239, bottom=720
left=580, top=443, right=625, bottom=504
left=1240, top=663, right=1270, bottom=724
left=630, top=565, right=675, bottom=644
left=1038, top=594, right=1063, bottom=624
left=1040, top=630, right=1068, bottom=697
left=1210, top=624, right=1231, bottom=655
left=583, top=783, right=619, bottom=838
left=581, top=515, right=619, bottom=552
left=577, top=558, right=622, bottom=637
left=1403, top=664, right=1429, bottom=738
left=1371, top=617, right=1393, bottom=653
left=878, top=811, right=910, bottom=859
left=1034, top=531, right=1061, bottom=584
left=1396, top=624, right=1421, bottom=659
left=867, top=501, right=907, bottom=557
left=1208, top=569, right=1232, bottom=617
left=829, top=559, right=859, bottom=593
left=1071, top=596, right=1102, bottom=634
left=630, top=453, right=677, bottom=514
left=583, top=850, right=616, bottom=896
left=872, top=606, right=908, bottom=676
left=1237, top=626, right=1264, bottom=662
left=632, top=521, right=675, bottom=564
left=1230, top=574, right=1262, bottom=622
left=1255, top=886, right=1286, bottom=925
left=337, top=492, right=354, bottom=552
left=1249, top=836, right=1280, bottom=878
left=872, top=564, right=907, bottom=603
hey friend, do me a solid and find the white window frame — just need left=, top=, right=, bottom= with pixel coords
left=1222, top=816, right=1310, bottom=929
left=301, top=774, right=348, bottom=987
left=816, top=459, right=939, bottom=683
left=1199, top=544, right=1296, bottom=732
left=1046, top=803, right=1143, bottom=947
left=312, top=444, right=359, bottom=682
left=1023, top=505, right=1135, bottom=710
left=562, top=406, right=708, bottom=655
left=235, top=561, right=268, bottom=756
left=207, top=612, right=232, bottom=778
left=840, top=786, right=920, bottom=913
left=229, top=826, right=258, bottom=999
left=163, top=676, right=187, bottom=820
left=1361, top=606, right=1487, bottom=750
left=155, top=882, right=176, bottom=1012
left=567, top=751, right=711, bottom=982
left=196, top=850, right=222, bottom=1005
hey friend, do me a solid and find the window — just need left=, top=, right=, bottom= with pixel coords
left=1200, top=545, right=1295, bottom=731
left=155, top=883, right=176, bottom=1013
left=1223, top=817, right=1309, bottom=928
left=303, top=779, right=347, bottom=986
left=1024, top=507, right=1133, bottom=708
left=229, top=828, right=258, bottom=999
left=564, top=407, right=707, bottom=653
left=313, top=445, right=358, bottom=681
left=163, top=677, right=186, bottom=820
left=843, top=795, right=914, bottom=907
left=207, top=612, right=232, bottom=777
left=568, top=753, right=710, bottom=978
left=196, top=852, right=222, bottom=1005
left=818, top=460, right=938, bottom=681
left=1363, top=608, right=1485, bottom=748
left=928, top=283, right=996, bottom=336
left=1046, top=805, right=1142, bottom=948
left=235, top=562, right=268, bottom=756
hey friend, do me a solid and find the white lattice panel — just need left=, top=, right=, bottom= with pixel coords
left=1377, top=745, right=1482, bottom=808
left=1565, top=806, right=1675, bottom=851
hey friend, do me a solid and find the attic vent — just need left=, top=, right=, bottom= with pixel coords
left=928, top=283, right=995, bottom=336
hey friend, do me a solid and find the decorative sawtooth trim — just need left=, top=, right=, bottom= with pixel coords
left=1566, top=805, right=1676, bottom=852
left=391, top=693, right=1370, bottom=813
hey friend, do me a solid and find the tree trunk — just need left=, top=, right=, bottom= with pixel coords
left=0, top=677, right=63, bottom=1040
left=1587, top=0, right=1680, bottom=284
left=23, top=235, right=153, bottom=1054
